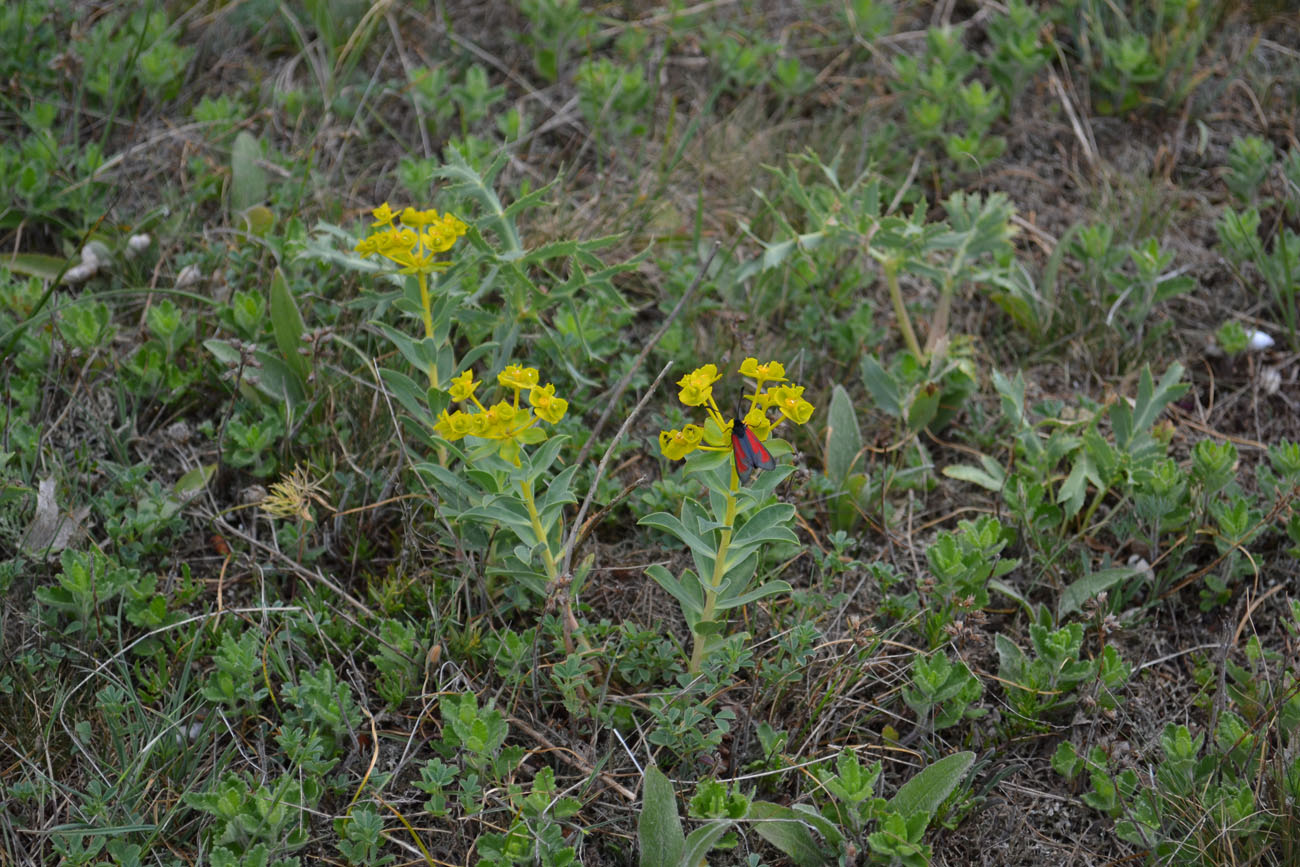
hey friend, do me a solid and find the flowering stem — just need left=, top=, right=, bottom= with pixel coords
left=688, top=477, right=739, bottom=674
left=417, top=272, right=437, bottom=388
left=520, top=479, right=559, bottom=579
left=520, top=479, right=592, bottom=659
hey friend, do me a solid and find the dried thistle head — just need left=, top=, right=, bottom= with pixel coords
left=259, top=464, right=332, bottom=523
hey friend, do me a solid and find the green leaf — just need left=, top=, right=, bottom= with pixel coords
left=990, top=368, right=1026, bottom=428
left=523, top=434, right=568, bottom=483
left=203, top=337, right=243, bottom=366
left=680, top=819, right=736, bottom=867
left=994, top=633, right=1028, bottom=681
left=2, top=252, right=70, bottom=281
left=1113, top=363, right=1187, bottom=452
left=942, top=458, right=1004, bottom=491
left=747, top=801, right=835, bottom=865
left=730, top=503, right=798, bottom=550
left=371, top=320, right=433, bottom=376
left=230, top=131, right=267, bottom=214
left=252, top=350, right=305, bottom=406
left=539, top=465, right=580, bottom=518
left=638, top=766, right=684, bottom=867
left=887, top=751, right=975, bottom=820
left=693, top=619, right=726, bottom=637
left=241, top=205, right=276, bottom=237
left=639, top=511, right=716, bottom=563
left=715, top=579, right=794, bottom=611
left=989, top=579, right=1034, bottom=618
left=1057, top=567, right=1138, bottom=619
left=1056, top=454, right=1090, bottom=518
left=174, top=464, right=216, bottom=499
left=825, top=385, right=863, bottom=485
left=269, top=268, right=309, bottom=383
left=379, top=367, right=435, bottom=426
left=861, top=355, right=903, bottom=417
left=1131, top=363, right=1188, bottom=438
left=645, top=565, right=704, bottom=619
left=461, top=501, right=536, bottom=542
left=906, top=382, right=942, bottom=433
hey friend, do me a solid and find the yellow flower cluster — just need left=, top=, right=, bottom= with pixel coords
left=354, top=202, right=468, bottom=274
left=434, top=365, right=569, bottom=459
left=658, top=358, right=815, bottom=461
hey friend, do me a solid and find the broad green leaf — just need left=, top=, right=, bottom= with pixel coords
left=747, top=801, right=831, bottom=866
left=2, top=252, right=69, bottom=280
left=994, top=633, right=1027, bottom=680
left=638, top=766, right=684, bottom=867
left=730, top=503, right=798, bottom=550
left=645, top=565, right=704, bottom=618
left=371, top=321, right=434, bottom=374
left=461, top=506, right=536, bottom=543
left=230, top=131, right=267, bottom=215
left=943, top=458, right=1004, bottom=491
left=887, top=751, right=975, bottom=820
left=378, top=367, right=435, bottom=426
left=787, top=803, right=845, bottom=847
left=524, top=434, right=568, bottom=483
left=1058, top=567, right=1138, bottom=619
left=693, top=619, right=726, bottom=637
left=269, top=268, right=309, bottom=382
left=906, top=381, right=941, bottom=433
left=412, top=462, right=475, bottom=508
left=861, top=355, right=902, bottom=418
left=1114, top=363, right=1187, bottom=452
left=680, top=819, right=736, bottom=867
left=459, top=341, right=498, bottom=376
left=203, top=337, right=242, bottom=366
left=253, top=351, right=305, bottom=406
left=639, top=512, right=715, bottom=563
left=174, top=464, right=215, bottom=499
left=538, top=465, right=580, bottom=517
left=760, top=237, right=798, bottom=271
left=1110, top=398, right=1134, bottom=452
left=715, top=579, right=793, bottom=611
left=825, top=385, right=863, bottom=484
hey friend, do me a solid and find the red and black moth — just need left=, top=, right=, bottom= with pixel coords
left=730, top=412, right=775, bottom=481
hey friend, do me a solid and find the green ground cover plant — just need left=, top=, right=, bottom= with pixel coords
left=3, top=0, right=1300, bottom=864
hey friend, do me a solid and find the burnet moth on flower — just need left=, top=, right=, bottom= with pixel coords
left=730, top=402, right=775, bottom=481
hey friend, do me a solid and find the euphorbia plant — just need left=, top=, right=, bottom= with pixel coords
left=641, top=359, right=814, bottom=673
left=417, top=365, right=593, bottom=650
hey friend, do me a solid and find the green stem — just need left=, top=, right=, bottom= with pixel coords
left=1076, top=481, right=1113, bottom=536
left=417, top=272, right=438, bottom=388
left=520, top=479, right=592, bottom=658
left=520, top=479, right=560, bottom=582
left=689, top=479, right=739, bottom=674
left=885, top=258, right=924, bottom=360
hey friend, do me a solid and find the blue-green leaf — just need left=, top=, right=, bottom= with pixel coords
left=638, top=766, right=685, bottom=867
left=1058, top=567, right=1138, bottom=620
left=887, top=751, right=975, bottom=820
